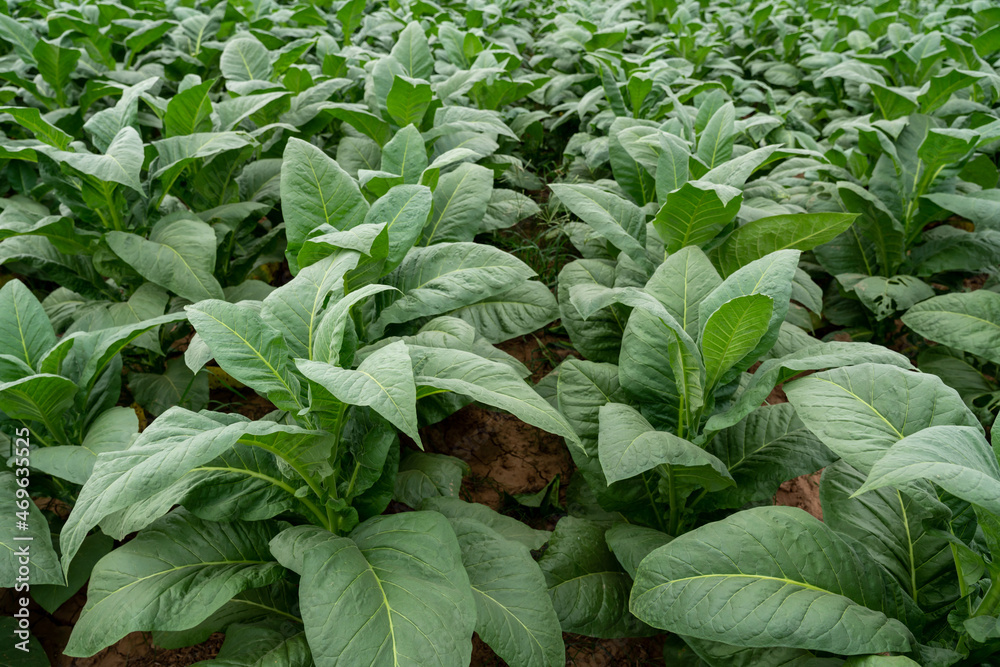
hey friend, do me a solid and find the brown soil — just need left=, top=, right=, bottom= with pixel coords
left=422, top=404, right=574, bottom=510
left=774, top=471, right=824, bottom=521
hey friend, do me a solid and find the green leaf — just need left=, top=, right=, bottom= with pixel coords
left=296, top=512, right=476, bottom=667
left=0, top=106, right=72, bottom=148
left=421, top=496, right=550, bottom=550
left=164, top=78, right=215, bottom=137
left=643, top=246, right=722, bottom=338
left=0, top=374, right=77, bottom=427
left=851, top=275, right=934, bottom=321
left=298, top=341, right=420, bottom=443
left=394, top=451, right=468, bottom=507
left=447, top=280, right=558, bottom=344
left=858, top=425, right=1000, bottom=517
left=703, top=403, right=834, bottom=511
left=281, top=138, right=369, bottom=261
left=381, top=125, right=428, bottom=184
left=59, top=410, right=321, bottom=576
left=186, top=300, right=303, bottom=412
left=0, top=470, right=63, bottom=588
left=713, top=213, right=858, bottom=277
left=373, top=243, right=535, bottom=336
left=550, top=183, right=652, bottom=273
left=785, top=363, right=979, bottom=474
left=696, top=102, right=735, bottom=169
left=32, top=39, right=79, bottom=102
left=0, top=14, right=38, bottom=64
left=598, top=403, right=733, bottom=488
left=391, top=22, right=434, bottom=80
left=129, top=358, right=209, bottom=417
left=421, top=163, right=493, bottom=244
left=700, top=294, right=773, bottom=390
left=260, top=252, right=360, bottom=359
left=64, top=510, right=283, bottom=657
left=106, top=217, right=225, bottom=303
left=652, top=181, right=743, bottom=255
left=902, top=291, right=1000, bottom=365
left=698, top=250, right=799, bottom=382
left=387, top=75, right=433, bottom=127
left=0, top=279, right=55, bottom=369
left=220, top=37, right=273, bottom=82
left=631, top=506, right=916, bottom=655
left=407, top=344, right=581, bottom=447
left=30, top=407, right=137, bottom=484
left=822, top=460, right=958, bottom=611
left=40, top=127, right=144, bottom=193
left=449, top=518, right=565, bottom=667
left=604, top=523, right=673, bottom=580
left=539, top=517, right=651, bottom=638
left=192, top=622, right=311, bottom=667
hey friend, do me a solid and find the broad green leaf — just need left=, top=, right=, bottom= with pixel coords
left=407, top=344, right=581, bottom=447
left=557, top=260, right=625, bottom=363
left=391, top=22, right=434, bottom=80
left=296, top=512, right=475, bottom=667
left=539, top=517, right=651, bottom=638
left=297, top=341, right=420, bottom=443
left=631, top=506, right=916, bottom=655
left=83, top=78, right=158, bottom=153
left=643, top=246, right=722, bottom=338
left=822, top=460, right=958, bottom=611
left=0, top=470, right=63, bottom=588
left=0, top=374, right=77, bottom=428
left=0, top=279, right=55, bottom=369
left=106, top=217, right=225, bottom=303
left=192, top=622, right=311, bottom=667
left=129, top=358, right=209, bottom=417
left=0, top=14, right=38, bottom=63
left=598, top=403, right=732, bottom=488
left=421, top=497, right=550, bottom=550
left=152, top=132, right=256, bottom=180
left=281, top=138, right=369, bottom=260
left=902, top=291, right=1000, bottom=365
left=652, top=181, right=743, bottom=255
left=59, top=410, right=321, bottom=575
left=387, top=75, right=432, bottom=127
left=447, top=280, right=558, bottom=344
left=550, top=183, right=652, bottom=273
left=851, top=275, right=933, bottom=321
left=449, top=518, right=565, bottom=667
left=696, top=102, right=735, bottom=169
left=421, top=163, right=493, bottom=244
left=858, top=425, right=1000, bottom=517
left=700, top=294, right=773, bottom=390
left=785, top=363, right=979, bottom=474
left=186, top=300, right=303, bottom=412
left=713, top=213, right=858, bottom=277
left=394, top=451, right=468, bottom=506
left=33, top=40, right=80, bottom=103
left=30, top=407, right=137, bottom=484
left=703, top=403, right=834, bottom=511
left=372, top=243, right=535, bottom=336
left=40, top=127, right=144, bottom=193
left=381, top=125, right=428, bottom=184
left=260, top=252, right=360, bottom=359
left=64, top=510, right=282, bottom=657
left=697, top=250, right=799, bottom=382
left=221, top=37, right=273, bottom=82
left=604, top=524, right=672, bottom=579
left=164, top=78, right=214, bottom=137
left=0, top=106, right=71, bottom=148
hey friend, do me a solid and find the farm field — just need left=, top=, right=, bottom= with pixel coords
left=2, top=0, right=1000, bottom=665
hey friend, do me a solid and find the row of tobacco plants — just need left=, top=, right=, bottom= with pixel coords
left=2, top=0, right=1000, bottom=665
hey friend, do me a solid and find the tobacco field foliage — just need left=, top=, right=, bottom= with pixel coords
left=1, top=0, right=1000, bottom=664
